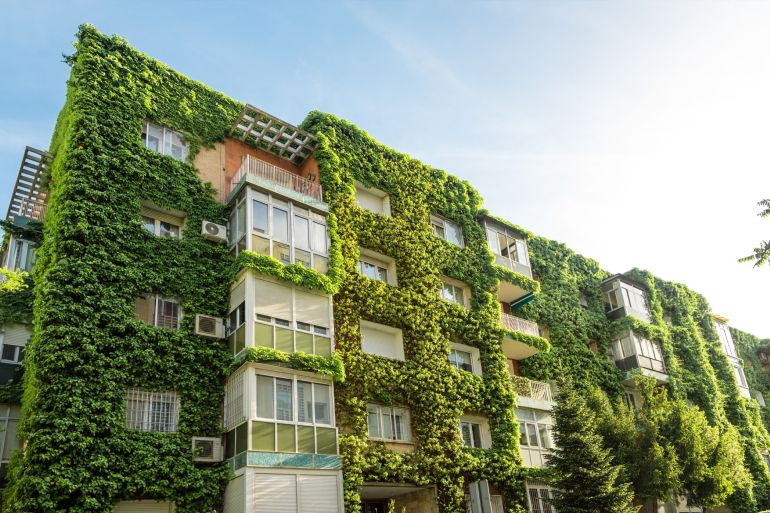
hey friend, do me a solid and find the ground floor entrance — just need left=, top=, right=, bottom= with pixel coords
left=360, top=483, right=439, bottom=513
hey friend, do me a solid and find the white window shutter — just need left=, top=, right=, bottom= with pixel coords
left=253, top=474, right=297, bottom=513
left=299, top=475, right=339, bottom=513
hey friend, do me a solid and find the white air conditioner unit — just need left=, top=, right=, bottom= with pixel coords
left=195, top=314, right=225, bottom=339
left=201, top=220, right=227, bottom=243
left=192, top=436, right=223, bottom=462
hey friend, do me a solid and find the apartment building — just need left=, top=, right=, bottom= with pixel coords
left=0, top=25, right=769, bottom=513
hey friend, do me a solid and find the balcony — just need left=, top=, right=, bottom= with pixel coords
left=602, top=274, right=651, bottom=323
left=230, top=155, right=326, bottom=210
left=14, top=200, right=47, bottom=222
left=6, top=146, right=51, bottom=223
left=610, top=330, right=669, bottom=383
left=511, top=376, right=555, bottom=411
left=501, top=313, right=539, bottom=337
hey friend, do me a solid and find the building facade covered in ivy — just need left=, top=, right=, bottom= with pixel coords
left=0, top=25, right=769, bottom=513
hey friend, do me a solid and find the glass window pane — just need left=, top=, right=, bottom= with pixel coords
left=382, top=409, right=394, bottom=439
left=276, top=379, right=293, bottom=421
left=297, top=381, right=313, bottom=423
left=252, top=201, right=268, bottom=233
left=461, top=422, right=472, bottom=447
left=527, top=423, right=539, bottom=447
left=316, top=427, right=337, bottom=455
left=367, top=406, right=381, bottom=438
left=297, top=425, right=315, bottom=453
left=235, top=326, right=246, bottom=354
left=273, top=208, right=289, bottom=241
left=257, top=375, right=275, bottom=419
left=225, top=429, right=236, bottom=459
left=471, top=424, right=481, bottom=448
left=142, top=216, right=156, bottom=234
left=252, top=235, right=270, bottom=255
left=393, top=411, right=407, bottom=441
left=276, top=423, right=295, bottom=452
left=486, top=229, right=500, bottom=254
left=273, top=242, right=291, bottom=264
left=519, top=422, right=528, bottom=446
left=377, top=267, right=388, bottom=282
left=1, top=345, right=16, bottom=362
left=295, top=249, right=312, bottom=268
left=251, top=421, right=275, bottom=451
left=313, top=255, right=329, bottom=274
left=431, top=219, right=445, bottom=239
left=539, top=424, right=552, bottom=449
left=498, top=233, right=509, bottom=258
left=294, top=216, right=310, bottom=249
left=515, top=240, right=529, bottom=265
left=254, top=322, right=274, bottom=348
left=314, top=384, right=331, bottom=425
left=315, top=336, right=332, bottom=357
left=235, top=422, right=248, bottom=454
left=446, top=220, right=462, bottom=246
left=275, top=328, right=294, bottom=352
left=145, top=123, right=162, bottom=151
left=237, top=202, right=247, bottom=241
left=295, top=331, right=314, bottom=353
left=311, top=222, right=327, bottom=254
left=159, top=221, right=179, bottom=238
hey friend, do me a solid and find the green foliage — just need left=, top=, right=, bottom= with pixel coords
left=740, top=199, right=770, bottom=267
left=548, top=381, right=636, bottom=513
left=0, top=270, right=34, bottom=325
left=3, top=25, right=242, bottom=513
left=235, top=346, right=346, bottom=383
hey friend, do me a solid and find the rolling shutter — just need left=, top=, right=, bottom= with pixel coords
left=3, top=324, right=31, bottom=347
left=294, top=290, right=329, bottom=328
left=299, top=475, right=339, bottom=513
left=254, top=280, right=292, bottom=321
left=223, top=475, right=245, bottom=513
left=253, top=474, right=297, bottom=513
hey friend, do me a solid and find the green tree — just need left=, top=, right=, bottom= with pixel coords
left=740, top=199, right=770, bottom=267
left=548, top=381, right=637, bottom=513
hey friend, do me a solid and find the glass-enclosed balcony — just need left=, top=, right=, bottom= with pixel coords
left=602, top=275, right=651, bottom=323
left=609, top=330, right=668, bottom=383
left=483, top=216, right=534, bottom=305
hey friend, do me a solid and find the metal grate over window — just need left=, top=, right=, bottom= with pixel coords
left=125, top=388, right=180, bottom=433
left=224, top=370, right=245, bottom=431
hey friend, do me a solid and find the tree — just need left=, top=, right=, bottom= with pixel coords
left=740, top=199, right=770, bottom=267
left=547, top=380, right=637, bottom=513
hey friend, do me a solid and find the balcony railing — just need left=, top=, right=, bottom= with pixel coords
left=231, top=155, right=323, bottom=202
left=511, top=376, right=553, bottom=402
left=501, top=313, right=540, bottom=337
left=15, top=200, right=47, bottom=221
left=614, top=354, right=666, bottom=375
left=494, top=254, right=533, bottom=279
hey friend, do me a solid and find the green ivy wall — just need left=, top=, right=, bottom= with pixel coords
left=2, top=23, right=770, bottom=513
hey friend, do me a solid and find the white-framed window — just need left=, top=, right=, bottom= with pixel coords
left=732, top=362, right=749, bottom=389
left=141, top=120, right=188, bottom=162
left=714, top=321, right=739, bottom=359
left=0, top=324, right=30, bottom=365
left=464, top=494, right=505, bottom=513
left=140, top=204, right=184, bottom=239
left=355, top=182, right=391, bottom=216
left=125, top=388, right=180, bottom=433
left=135, top=294, right=182, bottom=329
left=249, top=279, right=332, bottom=357
left=448, top=342, right=481, bottom=375
left=430, top=214, right=463, bottom=246
left=441, top=277, right=470, bottom=307
left=229, top=190, right=329, bottom=273
left=459, top=415, right=491, bottom=449
left=4, top=237, right=36, bottom=273
left=358, top=248, right=397, bottom=286
left=517, top=408, right=553, bottom=451
left=246, top=371, right=337, bottom=455
left=603, top=279, right=650, bottom=322
left=360, top=320, right=404, bottom=361
left=0, top=403, right=21, bottom=477
left=367, top=404, right=411, bottom=442
left=359, top=260, right=387, bottom=282
left=608, top=331, right=665, bottom=374
left=486, top=226, right=529, bottom=268
left=525, top=481, right=556, bottom=513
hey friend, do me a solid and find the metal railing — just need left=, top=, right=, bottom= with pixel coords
left=16, top=200, right=48, bottom=221
left=231, top=155, right=323, bottom=202
left=511, top=376, right=553, bottom=402
left=500, top=313, right=540, bottom=337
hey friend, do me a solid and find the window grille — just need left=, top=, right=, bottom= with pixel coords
left=224, top=370, right=245, bottom=431
left=125, top=388, right=180, bottom=433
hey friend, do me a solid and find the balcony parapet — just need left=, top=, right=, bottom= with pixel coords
left=229, top=155, right=326, bottom=211
left=501, top=313, right=539, bottom=337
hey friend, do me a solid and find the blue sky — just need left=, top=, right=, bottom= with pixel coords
left=2, top=1, right=770, bottom=335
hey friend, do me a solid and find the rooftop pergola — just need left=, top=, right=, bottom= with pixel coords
left=6, top=146, right=52, bottom=221
left=230, top=105, right=318, bottom=166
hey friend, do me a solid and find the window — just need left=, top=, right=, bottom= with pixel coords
left=603, top=280, right=650, bottom=322
left=5, top=238, right=36, bottom=273
left=135, top=295, right=182, bottom=329
left=459, top=415, right=490, bottom=449
left=247, top=279, right=332, bottom=358
left=125, top=388, right=180, bottom=433
left=448, top=342, right=481, bottom=375
left=441, top=278, right=470, bottom=307
left=608, top=331, right=665, bottom=374
left=486, top=226, right=529, bottom=269
left=367, top=404, right=411, bottom=442
left=526, top=482, right=555, bottom=513
left=141, top=120, right=188, bottom=162
left=359, top=260, right=387, bottom=282
left=140, top=203, right=184, bottom=239
left=355, top=182, right=391, bottom=216
left=431, top=214, right=463, bottom=246
left=358, top=249, right=397, bottom=285
left=244, top=372, right=337, bottom=456
left=0, top=404, right=21, bottom=479
left=229, top=190, right=329, bottom=273
left=360, top=321, right=404, bottom=361
left=733, top=363, right=749, bottom=389
left=714, top=321, right=739, bottom=359
left=0, top=324, right=30, bottom=365
left=517, top=408, right=553, bottom=451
